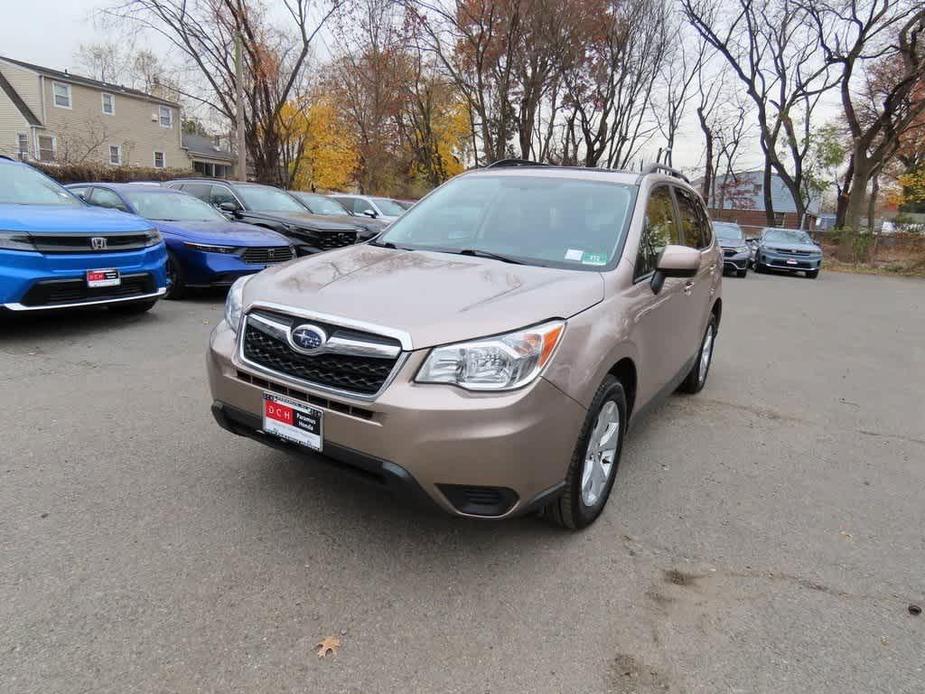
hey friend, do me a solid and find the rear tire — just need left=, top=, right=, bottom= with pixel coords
left=677, top=314, right=717, bottom=394
left=108, top=299, right=157, bottom=315
left=543, top=376, right=627, bottom=530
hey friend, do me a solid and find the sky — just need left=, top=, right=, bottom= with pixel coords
left=1, top=0, right=814, bottom=176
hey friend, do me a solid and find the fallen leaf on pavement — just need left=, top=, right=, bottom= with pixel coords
left=315, top=636, right=341, bottom=658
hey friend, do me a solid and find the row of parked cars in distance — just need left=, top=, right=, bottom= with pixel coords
left=714, top=221, right=824, bottom=279
left=0, top=155, right=410, bottom=314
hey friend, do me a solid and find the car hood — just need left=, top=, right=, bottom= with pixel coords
left=320, top=213, right=387, bottom=231
left=761, top=241, right=820, bottom=252
left=0, top=204, right=151, bottom=233
left=718, top=238, right=746, bottom=248
left=242, top=244, right=605, bottom=349
left=152, top=220, right=290, bottom=246
left=244, top=210, right=362, bottom=232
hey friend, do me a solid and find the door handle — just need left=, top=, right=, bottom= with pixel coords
left=708, top=263, right=716, bottom=273
left=683, top=280, right=695, bottom=295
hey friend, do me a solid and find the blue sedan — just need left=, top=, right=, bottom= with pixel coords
left=68, top=183, right=295, bottom=299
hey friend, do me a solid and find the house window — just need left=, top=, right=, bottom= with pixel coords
left=52, top=82, right=71, bottom=108
left=153, top=151, right=165, bottom=169
left=17, top=133, right=29, bottom=159
left=101, top=93, right=115, bottom=115
left=158, top=105, right=173, bottom=128
left=109, top=144, right=122, bottom=165
left=38, top=135, right=55, bottom=162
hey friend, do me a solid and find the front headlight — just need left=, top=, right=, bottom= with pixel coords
left=143, top=228, right=163, bottom=247
left=0, top=231, right=36, bottom=251
left=735, top=245, right=749, bottom=253
left=184, top=242, right=237, bottom=254
left=224, top=275, right=252, bottom=333
left=416, top=321, right=565, bottom=391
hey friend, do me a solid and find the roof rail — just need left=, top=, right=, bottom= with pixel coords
left=485, top=158, right=548, bottom=168
left=639, top=162, right=690, bottom=184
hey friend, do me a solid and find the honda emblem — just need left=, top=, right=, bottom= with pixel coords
left=91, top=237, right=108, bottom=250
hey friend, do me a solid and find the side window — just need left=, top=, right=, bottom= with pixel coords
left=89, top=187, right=128, bottom=212
left=675, top=188, right=710, bottom=250
left=635, top=186, right=680, bottom=280
left=352, top=198, right=375, bottom=215
left=210, top=185, right=239, bottom=207
left=179, top=183, right=211, bottom=203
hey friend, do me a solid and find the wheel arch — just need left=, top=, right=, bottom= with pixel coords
left=608, top=357, right=637, bottom=419
left=711, top=297, right=722, bottom=330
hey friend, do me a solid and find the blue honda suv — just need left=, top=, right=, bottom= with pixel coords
left=0, top=157, right=166, bottom=313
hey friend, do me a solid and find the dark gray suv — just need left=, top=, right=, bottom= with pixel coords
left=753, top=228, right=823, bottom=279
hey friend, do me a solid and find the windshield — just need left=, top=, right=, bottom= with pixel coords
left=377, top=175, right=636, bottom=270
left=0, top=164, right=81, bottom=206
left=236, top=184, right=305, bottom=213
left=372, top=197, right=406, bottom=216
left=295, top=193, right=348, bottom=215
left=763, top=228, right=812, bottom=244
left=714, top=223, right=743, bottom=241
left=122, top=190, right=225, bottom=222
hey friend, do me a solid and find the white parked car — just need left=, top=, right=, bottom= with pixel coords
left=329, top=194, right=405, bottom=223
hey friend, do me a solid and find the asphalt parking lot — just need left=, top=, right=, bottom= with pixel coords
left=1, top=270, right=923, bottom=693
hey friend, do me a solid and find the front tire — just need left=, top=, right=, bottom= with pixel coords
left=806, top=269, right=819, bottom=279
left=737, top=267, right=748, bottom=278
left=165, top=251, right=186, bottom=300
left=678, top=314, right=717, bottom=394
left=544, top=376, right=627, bottom=530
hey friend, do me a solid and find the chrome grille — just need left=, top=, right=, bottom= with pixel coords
left=30, top=233, right=151, bottom=253
left=239, top=246, right=295, bottom=265
left=239, top=310, right=403, bottom=398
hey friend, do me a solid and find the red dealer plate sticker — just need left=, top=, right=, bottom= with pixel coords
left=86, top=269, right=121, bottom=288
left=262, top=393, right=322, bottom=451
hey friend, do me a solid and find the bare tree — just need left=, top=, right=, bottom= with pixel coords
left=563, top=0, right=671, bottom=168
left=656, top=27, right=708, bottom=164
left=682, top=0, right=837, bottom=227
left=804, top=1, right=925, bottom=230
left=107, top=0, right=342, bottom=184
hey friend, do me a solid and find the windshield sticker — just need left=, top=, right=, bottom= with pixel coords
left=582, top=252, right=608, bottom=265
left=564, top=249, right=584, bottom=261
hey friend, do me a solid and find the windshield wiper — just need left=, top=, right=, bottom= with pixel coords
left=369, top=240, right=414, bottom=251
left=456, top=248, right=525, bottom=265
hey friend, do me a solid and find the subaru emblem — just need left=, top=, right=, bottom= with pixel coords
left=91, top=237, right=107, bottom=250
left=289, top=324, right=327, bottom=354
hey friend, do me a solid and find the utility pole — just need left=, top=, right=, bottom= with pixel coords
left=234, top=30, right=246, bottom=181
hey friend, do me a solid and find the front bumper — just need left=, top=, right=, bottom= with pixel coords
left=721, top=250, right=750, bottom=271
left=0, top=245, right=167, bottom=309
left=758, top=250, right=822, bottom=272
left=208, top=319, right=586, bottom=518
left=178, top=248, right=282, bottom=287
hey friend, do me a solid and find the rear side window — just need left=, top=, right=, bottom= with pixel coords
left=635, top=186, right=680, bottom=280
left=89, top=187, right=128, bottom=212
left=210, top=185, right=239, bottom=207
left=177, top=183, right=211, bottom=202
left=675, top=188, right=711, bottom=250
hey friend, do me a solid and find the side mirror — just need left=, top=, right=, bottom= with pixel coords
left=218, top=201, right=241, bottom=213
left=651, top=245, right=700, bottom=294
left=362, top=209, right=377, bottom=219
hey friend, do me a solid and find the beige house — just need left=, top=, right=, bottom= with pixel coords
left=0, top=55, right=186, bottom=170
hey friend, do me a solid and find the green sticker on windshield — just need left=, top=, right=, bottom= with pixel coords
left=582, top=252, right=608, bottom=266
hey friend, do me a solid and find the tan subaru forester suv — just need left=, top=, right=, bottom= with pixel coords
left=208, top=161, right=722, bottom=528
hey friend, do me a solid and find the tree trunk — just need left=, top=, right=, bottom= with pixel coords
left=762, top=162, right=775, bottom=226
left=866, top=174, right=879, bottom=232
left=844, top=157, right=873, bottom=231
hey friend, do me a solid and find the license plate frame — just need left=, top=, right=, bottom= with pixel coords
left=86, top=268, right=121, bottom=288
left=262, top=393, right=323, bottom=452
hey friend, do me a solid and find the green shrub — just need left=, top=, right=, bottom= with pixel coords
left=831, top=228, right=875, bottom=263
left=30, top=161, right=194, bottom=185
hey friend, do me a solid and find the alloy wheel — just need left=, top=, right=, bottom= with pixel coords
left=580, top=401, right=620, bottom=507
